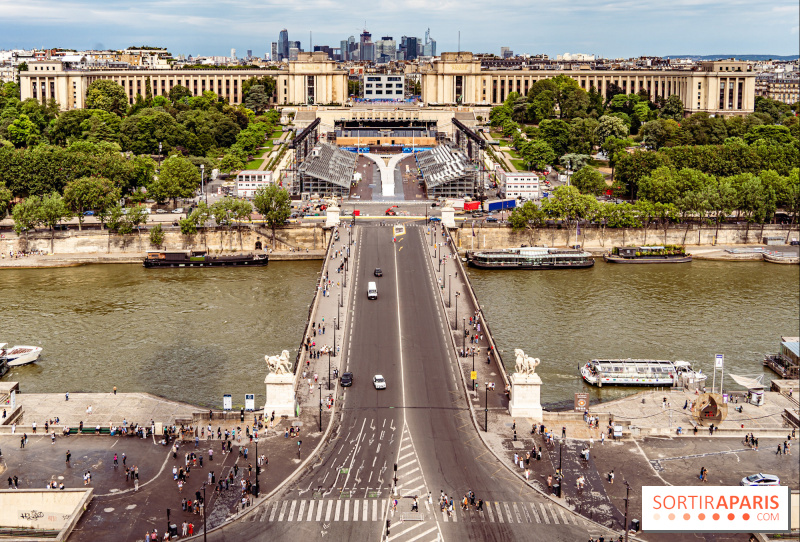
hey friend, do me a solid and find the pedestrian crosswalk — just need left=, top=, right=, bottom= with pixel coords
left=245, top=498, right=588, bottom=526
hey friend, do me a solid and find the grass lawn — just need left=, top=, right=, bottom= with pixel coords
left=245, top=158, right=264, bottom=170
left=489, top=131, right=505, bottom=140
left=510, top=159, right=527, bottom=171
left=507, top=148, right=521, bottom=159
left=271, top=129, right=284, bottom=139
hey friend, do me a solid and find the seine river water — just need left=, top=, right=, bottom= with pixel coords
left=1, top=259, right=798, bottom=410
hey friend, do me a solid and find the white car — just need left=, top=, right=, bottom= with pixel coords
left=171, top=208, right=184, bottom=214
left=373, top=375, right=386, bottom=390
left=740, top=474, right=780, bottom=486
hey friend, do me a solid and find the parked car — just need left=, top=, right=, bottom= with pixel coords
left=83, top=211, right=95, bottom=216
left=171, top=208, right=184, bottom=214
left=471, top=211, right=484, bottom=218
left=486, top=217, right=498, bottom=223
left=156, top=209, right=168, bottom=214
left=340, top=372, right=353, bottom=387
left=53, top=224, right=69, bottom=231
left=373, top=375, right=386, bottom=390
left=429, top=217, right=441, bottom=222
left=740, top=474, right=780, bottom=486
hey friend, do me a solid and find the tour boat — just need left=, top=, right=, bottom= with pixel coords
left=580, top=358, right=707, bottom=388
left=467, top=247, right=594, bottom=270
left=603, top=245, right=692, bottom=264
left=143, top=251, right=269, bottom=268
left=1, top=343, right=43, bottom=367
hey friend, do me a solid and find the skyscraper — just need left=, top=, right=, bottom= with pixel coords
left=376, top=37, right=396, bottom=63
left=278, top=29, right=289, bottom=61
left=359, top=29, right=374, bottom=62
left=230, top=48, right=237, bottom=61
left=340, top=40, right=349, bottom=61
left=271, top=42, right=278, bottom=61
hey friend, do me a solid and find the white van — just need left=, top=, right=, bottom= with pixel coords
left=367, top=281, right=378, bottom=300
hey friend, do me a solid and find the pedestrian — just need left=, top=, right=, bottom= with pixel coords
left=777, top=444, right=782, bottom=456
left=66, top=392, right=69, bottom=401
left=134, top=477, right=139, bottom=491
left=608, top=470, right=614, bottom=484
left=66, top=450, right=71, bottom=465
left=113, top=386, right=117, bottom=395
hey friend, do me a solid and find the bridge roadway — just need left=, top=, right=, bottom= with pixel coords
left=207, top=224, right=591, bottom=542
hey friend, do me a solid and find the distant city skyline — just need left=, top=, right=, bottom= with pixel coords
left=1, top=0, right=798, bottom=58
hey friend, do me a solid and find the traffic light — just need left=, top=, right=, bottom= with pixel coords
left=393, top=463, right=397, bottom=473
left=240, top=409, right=245, bottom=422
left=385, top=519, right=390, bottom=536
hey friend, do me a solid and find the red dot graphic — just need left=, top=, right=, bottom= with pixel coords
left=683, top=513, right=691, bottom=520
left=728, top=513, right=735, bottom=521
left=698, top=513, right=706, bottom=520
left=713, top=513, right=720, bottom=520
left=668, top=513, right=676, bottom=521
left=743, top=513, right=750, bottom=521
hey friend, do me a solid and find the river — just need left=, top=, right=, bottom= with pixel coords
left=468, top=260, right=800, bottom=407
left=0, top=262, right=319, bottom=409
left=1, top=259, right=798, bottom=410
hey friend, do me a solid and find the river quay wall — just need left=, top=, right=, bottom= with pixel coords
left=1, top=222, right=797, bottom=266
left=452, top=222, right=799, bottom=251
left=0, top=223, right=333, bottom=256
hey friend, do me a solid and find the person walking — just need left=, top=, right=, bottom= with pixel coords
left=66, top=450, right=71, bottom=465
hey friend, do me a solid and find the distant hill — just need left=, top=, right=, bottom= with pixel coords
left=666, top=54, right=799, bottom=61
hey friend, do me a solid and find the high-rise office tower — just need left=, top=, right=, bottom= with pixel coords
left=278, top=29, right=289, bottom=61
left=231, top=48, right=237, bottom=61
left=271, top=42, right=278, bottom=61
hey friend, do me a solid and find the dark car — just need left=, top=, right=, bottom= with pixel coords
left=53, top=224, right=69, bottom=231
left=340, top=372, right=353, bottom=387
left=471, top=211, right=484, bottom=218
left=374, top=268, right=383, bottom=277
left=486, top=217, right=498, bottom=223
left=429, top=217, right=441, bottom=222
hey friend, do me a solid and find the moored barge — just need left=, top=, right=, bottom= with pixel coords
left=144, top=251, right=269, bottom=268
left=580, top=358, right=707, bottom=388
left=467, top=247, right=594, bottom=270
left=604, top=245, right=691, bottom=264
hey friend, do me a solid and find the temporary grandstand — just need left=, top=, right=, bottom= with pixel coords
left=296, top=143, right=356, bottom=197
left=415, top=145, right=477, bottom=198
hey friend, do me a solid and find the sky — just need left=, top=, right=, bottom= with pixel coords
left=1, top=0, right=798, bottom=59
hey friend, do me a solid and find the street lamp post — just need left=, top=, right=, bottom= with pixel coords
left=166, top=508, right=171, bottom=539
left=454, top=291, right=460, bottom=330
left=333, top=318, right=337, bottom=353
left=462, top=317, right=466, bottom=355
left=253, top=437, right=260, bottom=497
left=327, top=349, right=331, bottom=391
left=158, top=142, right=162, bottom=171
left=472, top=348, right=476, bottom=392
left=448, top=274, right=452, bottom=307
left=484, top=383, right=491, bottom=432
left=202, top=483, right=207, bottom=542
left=200, top=164, right=205, bottom=205
left=318, top=384, right=323, bottom=432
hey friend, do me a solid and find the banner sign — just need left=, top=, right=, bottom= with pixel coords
left=715, top=354, right=724, bottom=368
left=223, top=394, right=232, bottom=411
left=642, top=486, right=790, bottom=533
left=574, top=392, right=589, bottom=411
left=245, top=394, right=255, bottom=411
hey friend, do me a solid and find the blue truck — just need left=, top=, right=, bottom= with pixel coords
left=487, top=199, right=517, bottom=212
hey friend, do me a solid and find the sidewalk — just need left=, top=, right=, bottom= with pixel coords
left=293, top=222, right=357, bottom=411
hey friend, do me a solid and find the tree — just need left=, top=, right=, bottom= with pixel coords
left=508, top=200, right=545, bottom=245
left=244, top=85, right=270, bottom=114
left=743, top=125, right=794, bottom=146
left=242, top=76, right=277, bottom=104
left=571, top=166, right=607, bottom=195
left=126, top=205, right=149, bottom=233
left=540, top=185, right=596, bottom=243
left=538, top=119, right=571, bottom=157
left=595, top=115, right=629, bottom=145
left=708, top=178, right=738, bottom=243
left=252, top=185, right=291, bottom=248
left=38, top=192, right=71, bottom=230
left=7, top=113, right=40, bottom=147
left=149, top=154, right=200, bottom=205
left=0, top=181, right=11, bottom=219
left=520, top=139, right=556, bottom=171
left=149, top=223, right=164, bottom=247
left=12, top=195, right=40, bottom=236
left=559, top=154, right=591, bottom=172
left=568, top=117, right=599, bottom=155
left=530, top=91, right=555, bottom=123
left=85, top=80, right=128, bottom=116
left=168, top=85, right=192, bottom=104
left=660, top=95, right=684, bottom=122
left=63, top=176, right=119, bottom=230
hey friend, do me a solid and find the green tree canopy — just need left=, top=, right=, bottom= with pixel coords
left=85, top=80, right=128, bottom=116
left=571, top=166, right=607, bottom=195
left=252, top=184, right=291, bottom=248
left=148, top=154, right=200, bottom=205
left=63, top=176, right=119, bottom=230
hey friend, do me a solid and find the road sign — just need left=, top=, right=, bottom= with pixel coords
left=574, top=392, right=589, bottom=411
left=470, top=371, right=477, bottom=381
left=245, top=394, right=255, bottom=411
left=715, top=354, right=724, bottom=368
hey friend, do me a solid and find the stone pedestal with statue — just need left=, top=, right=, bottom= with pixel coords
left=508, top=349, right=544, bottom=422
left=325, top=205, right=340, bottom=228
left=264, top=350, right=296, bottom=418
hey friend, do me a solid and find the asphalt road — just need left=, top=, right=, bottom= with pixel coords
left=206, top=225, right=593, bottom=542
